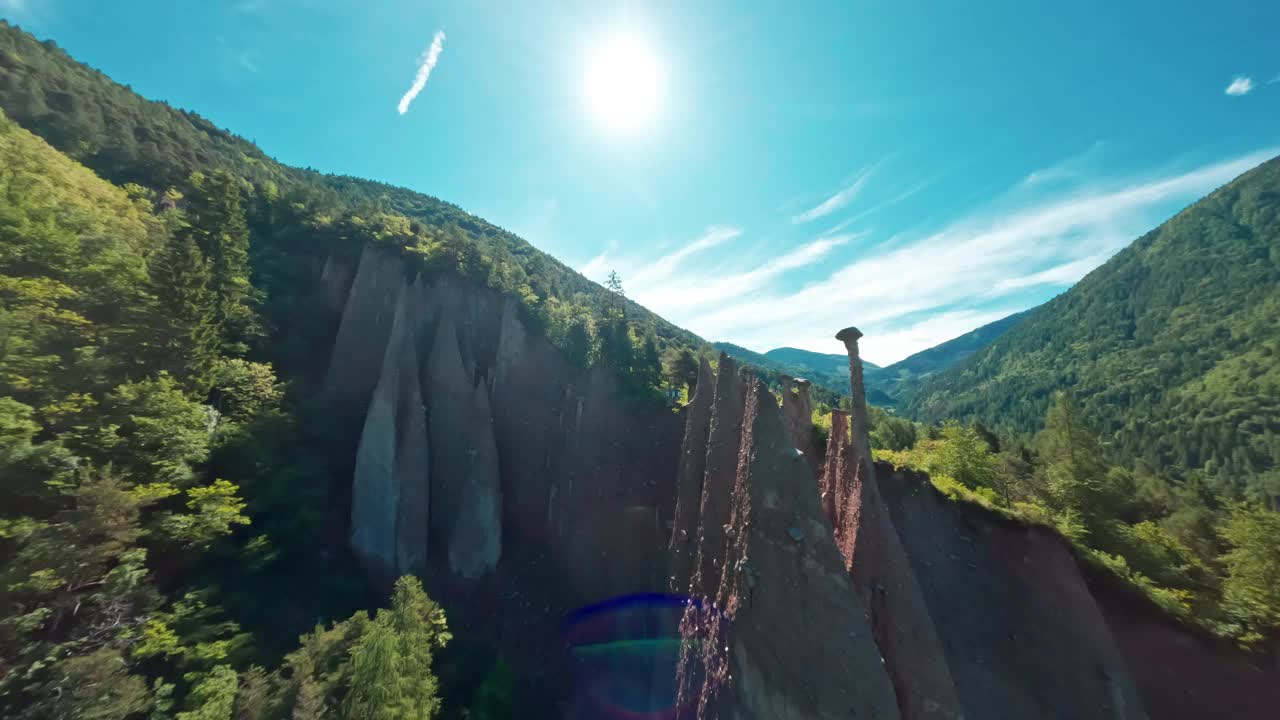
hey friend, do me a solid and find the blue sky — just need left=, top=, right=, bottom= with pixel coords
left=4, top=0, right=1278, bottom=364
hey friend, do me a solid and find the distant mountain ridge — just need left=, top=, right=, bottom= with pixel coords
left=715, top=309, right=1031, bottom=406
left=885, top=310, right=1033, bottom=378
left=871, top=309, right=1037, bottom=402
left=765, top=347, right=876, bottom=373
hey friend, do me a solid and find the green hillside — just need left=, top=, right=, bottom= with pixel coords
left=874, top=309, right=1033, bottom=402
left=908, top=157, right=1280, bottom=503
left=0, top=22, right=703, bottom=358
left=764, top=347, right=876, bottom=373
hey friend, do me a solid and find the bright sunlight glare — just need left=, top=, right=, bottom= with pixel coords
left=583, top=34, right=662, bottom=134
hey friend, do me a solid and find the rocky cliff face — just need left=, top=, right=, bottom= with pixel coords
left=349, top=283, right=430, bottom=583
left=324, top=246, right=684, bottom=705
left=1096, top=584, right=1280, bottom=720
left=324, top=247, right=1264, bottom=718
left=825, top=329, right=962, bottom=720
left=674, top=366, right=902, bottom=719
left=672, top=331, right=1151, bottom=719
left=328, top=245, right=682, bottom=588
left=877, top=464, right=1147, bottom=719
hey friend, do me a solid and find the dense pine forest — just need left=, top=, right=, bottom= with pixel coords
left=908, top=156, right=1280, bottom=506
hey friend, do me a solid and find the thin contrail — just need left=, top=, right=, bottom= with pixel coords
left=398, top=30, right=446, bottom=115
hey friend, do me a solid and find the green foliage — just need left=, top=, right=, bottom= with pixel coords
left=1106, top=520, right=1210, bottom=593
left=662, top=345, right=701, bottom=393
left=159, top=479, right=250, bottom=548
left=148, top=233, right=220, bottom=391
left=342, top=622, right=404, bottom=720
left=209, top=359, right=284, bottom=423
left=73, top=374, right=212, bottom=485
left=868, top=407, right=918, bottom=452
left=233, top=665, right=282, bottom=720
left=0, top=80, right=361, bottom=716
left=545, top=298, right=595, bottom=368
left=384, top=576, right=452, bottom=718
left=32, top=648, right=153, bottom=720
left=925, top=421, right=999, bottom=490
left=464, top=659, right=516, bottom=720
left=0, top=108, right=156, bottom=409
left=278, top=577, right=451, bottom=720
left=1036, top=393, right=1114, bottom=523
left=177, top=665, right=240, bottom=720
left=1218, top=504, right=1280, bottom=642
left=184, top=170, right=257, bottom=354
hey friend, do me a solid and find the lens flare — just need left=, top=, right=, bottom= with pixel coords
left=562, top=593, right=717, bottom=718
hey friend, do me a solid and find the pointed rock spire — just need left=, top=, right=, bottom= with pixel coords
left=676, top=375, right=902, bottom=719
left=428, top=315, right=502, bottom=578
left=780, top=375, right=819, bottom=475
left=829, top=326, right=964, bottom=719
left=669, top=357, right=716, bottom=592
left=350, top=284, right=430, bottom=584
left=689, top=354, right=745, bottom=596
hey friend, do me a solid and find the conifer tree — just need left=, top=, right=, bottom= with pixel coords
left=184, top=170, right=255, bottom=353
left=341, top=621, right=404, bottom=720
left=662, top=346, right=700, bottom=393
left=638, top=331, right=662, bottom=391
left=177, top=666, right=239, bottom=720
left=1037, top=392, right=1113, bottom=523
left=386, top=576, right=451, bottom=719
left=149, top=233, right=219, bottom=391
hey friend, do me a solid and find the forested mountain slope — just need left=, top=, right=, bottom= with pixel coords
left=0, top=22, right=703, bottom=357
left=909, top=156, right=1280, bottom=501
left=764, top=346, right=871, bottom=374
left=875, top=308, right=1033, bottom=399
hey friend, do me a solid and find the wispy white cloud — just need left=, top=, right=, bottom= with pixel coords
left=578, top=226, right=741, bottom=290
left=397, top=30, right=446, bottom=115
left=578, top=239, right=618, bottom=280
left=213, top=35, right=263, bottom=79
left=1020, top=141, right=1105, bottom=187
left=1225, top=76, right=1255, bottom=96
left=1269, top=74, right=1280, bottom=85
left=988, top=255, right=1108, bottom=294
left=792, top=169, right=874, bottom=223
left=1, top=0, right=50, bottom=27
left=683, top=147, right=1275, bottom=364
left=626, top=225, right=742, bottom=291
left=857, top=308, right=1026, bottom=365
left=579, top=226, right=848, bottom=321
left=234, top=50, right=261, bottom=73
left=632, top=233, right=856, bottom=313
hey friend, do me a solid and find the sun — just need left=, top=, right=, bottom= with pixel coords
left=583, top=34, right=662, bottom=134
